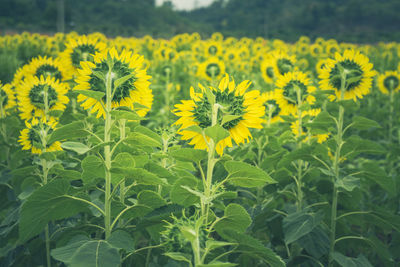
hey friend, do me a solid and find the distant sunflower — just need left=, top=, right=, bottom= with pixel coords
left=315, top=58, right=329, bottom=76
left=266, top=50, right=297, bottom=76
left=18, top=117, right=62, bottom=154
left=310, top=43, right=324, bottom=57
left=197, top=57, right=226, bottom=81
left=74, top=48, right=153, bottom=118
left=60, top=35, right=107, bottom=76
left=260, top=58, right=276, bottom=84
left=17, top=75, right=69, bottom=120
left=275, top=71, right=317, bottom=115
left=319, top=50, right=375, bottom=101
left=173, top=74, right=265, bottom=155
left=25, top=55, right=71, bottom=82
left=0, top=83, right=16, bottom=118
left=260, top=90, right=287, bottom=124
left=204, top=41, right=222, bottom=57
left=224, top=48, right=239, bottom=62
left=290, top=114, right=330, bottom=144
left=377, top=71, right=400, bottom=95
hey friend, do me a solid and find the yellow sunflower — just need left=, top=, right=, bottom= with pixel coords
left=267, top=50, right=297, bottom=76
left=60, top=35, right=107, bottom=76
left=173, top=74, right=265, bottom=155
left=25, top=55, right=72, bottom=82
left=18, top=117, right=62, bottom=154
left=260, top=90, right=288, bottom=125
left=377, top=71, right=400, bottom=95
left=17, top=75, right=69, bottom=120
left=74, top=47, right=153, bottom=118
left=290, top=113, right=330, bottom=144
left=319, top=50, right=375, bottom=101
left=275, top=71, right=317, bottom=115
left=260, top=57, right=277, bottom=84
left=197, top=57, right=226, bottom=81
left=204, top=41, right=223, bottom=57
left=0, top=82, right=16, bottom=118
left=310, top=43, right=324, bottom=57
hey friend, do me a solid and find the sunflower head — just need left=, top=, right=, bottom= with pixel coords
left=268, top=50, right=297, bottom=76
left=18, top=117, right=62, bottom=154
left=261, top=90, right=287, bottom=124
left=319, top=50, right=375, bottom=101
left=173, top=74, right=265, bottom=155
left=378, top=71, right=400, bottom=95
left=260, top=58, right=276, bottom=84
left=275, top=71, right=317, bottom=115
left=198, top=57, right=226, bottom=81
left=74, top=47, right=153, bottom=118
left=17, top=75, right=69, bottom=120
left=290, top=109, right=330, bottom=144
left=0, top=82, right=16, bottom=118
left=25, top=56, right=71, bottom=83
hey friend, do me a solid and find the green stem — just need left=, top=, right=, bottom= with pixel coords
left=164, top=69, right=171, bottom=125
left=104, top=66, right=113, bottom=239
left=192, top=236, right=202, bottom=266
left=328, top=71, right=346, bottom=267
left=296, top=85, right=303, bottom=211
left=119, top=119, right=126, bottom=205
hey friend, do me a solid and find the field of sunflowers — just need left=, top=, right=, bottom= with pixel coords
left=0, top=31, right=399, bottom=267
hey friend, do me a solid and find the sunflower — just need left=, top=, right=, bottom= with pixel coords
left=0, top=82, right=16, bottom=118
left=197, top=57, right=226, bottom=81
left=377, top=71, right=400, bottom=95
left=18, top=117, right=62, bottom=154
left=173, top=74, right=265, bottom=155
left=74, top=47, right=153, bottom=118
left=25, top=55, right=72, bottom=82
left=204, top=41, right=222, bottom=57
left=275, top=71, right=317, bottom=115
left=260, top=58, right=277, bottom=84
left=319, top=50, right=375, bottom=101
left=266, top=50, right=297, bottom=76
left=290, top=115, right=330, bottom=144
left=17, top=75, right=69, bottom=120
left=260, top=90, right=288, bottom=124
left=310, top=43, right=324, bottom=57
left=60, top=35, right=107, bottom=76
left=315, top=58, right=329, bottom=76
left=224, top=48, right=239, bottom=62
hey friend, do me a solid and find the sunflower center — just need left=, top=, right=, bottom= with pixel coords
left=28, top=124, right=54, bottom=148
left=282, top=80, right=307, bottom=105
left=265, top=100, right=280, bottom=118
left=384, top=76, right=399, bottom=91
left=277, top=58, right=294, bottom=75
left=89, top=60, right=137, bottom=103
left=205, top=63, right=221, bottom=78
left=266, top=67, right=275, bottom=78
left=29, top=85, right=58, bottom=108
left=208, top=45, right=217, bottom=55
left=71, top=44, right=98, bottom=67
left=194, top=89, right=245, bottom=130
left=329, top=60, right=364, bottom=91
left=36, top=64, right=62, bottom=81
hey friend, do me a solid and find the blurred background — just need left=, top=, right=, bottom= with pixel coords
left=1, top=0, right=400, bottom=42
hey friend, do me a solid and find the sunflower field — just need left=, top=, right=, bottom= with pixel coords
left=0, top=31, right=400, bottom=267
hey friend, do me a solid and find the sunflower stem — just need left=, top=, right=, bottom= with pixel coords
left=104, top=64, right=113, bottom=239
left=328, top=71, right=346, bottom=267
left=119, top=119, right=126, bottom=206
left=295, top=85, right=304, bottom=211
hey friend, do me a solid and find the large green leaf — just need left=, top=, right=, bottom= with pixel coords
left=215, top=203, right=251, bottom=234
left=107, top=230, right=135, bottom=252
left=74, top=90, right=105, bottom=101
left=51, top=236, right=121, bottom=267
left=220, top=229, right=285, bottom=267
left=297, top=226, right=329, bottom=259
left=224, top=161, right=276, bottom=187
left=81, top=155, right=105, bottom=183
left=61, top=142, right=90, bottom=155
left=110, top=109, right=144, bottom=121
left=332, top=252, right=373, bottom=267
left=170, top=176, right=199, bottom=207
left=170, top=148, right=208, bottom=163
left=19, top=179, right=89, bottom=242
left=283, top=210, right=323, bottom=244
left=137, top=190, right=166, bottom=209
left=205, top=125, right=230, bottom=144
left=48, top=121, right=88, bottom=143
left=351, top=116, right=381, bottom=130
left=124, top=168, right=167, bottom=185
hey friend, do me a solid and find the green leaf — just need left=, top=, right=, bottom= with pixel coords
left=332, top=252, right=373, bottom=267
left=51, top=237, right=121, bottom=267
left=305, top=111, right=336, bottom=132
left=170, top=176, right=199, bottom=207
left=137, top=190, right=166, bottom=209
left=113, top=73, right=135, bottom=89
left=124, top=168, right=167, bottom=185
left=125, top=132, right=162, bottom=148
left=182, top=125, right=203, bottom=134
left=298, top=226, right=330, bottom=259
left=204, top=86, right=215, bottom=106
left=336, top=176, right=360, bottom=192
left=360, top=162, right=396, bottom=196
left=61, top=142, right=90, bottom=155
left=198, top=262, right=237, bottom=267
left=221, top=115, right=241, bottom=126
left=340, top=136, right=385, bottom=160
left=351, top=116, right=381, bottom=130
left=19, top=180, right=89, bottom=242
left=283, top=210, right=322, bottom=244
left=170, top=148, right=208, bottom=162
left=48, top=121, right=88, bottom=143
left=113, top=152, right=135, bottom=168
left=220, top=229, right=285, bottom=267
left=224, top=161, right=276, bottom=187
left=215, top=204, right=251, bottom=234
left=110, top=109, right=144, bottom=121
left=107, top=230, right=135, bottom=252
left=74, top=90, right=105, bottom=101
left=205, top=125, right=230, bottom=143
left=164, top=252, right=192, bottom=266
left=81, top=155, right=105, bottom=183
left=205, top=240, right=237, bottom=252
